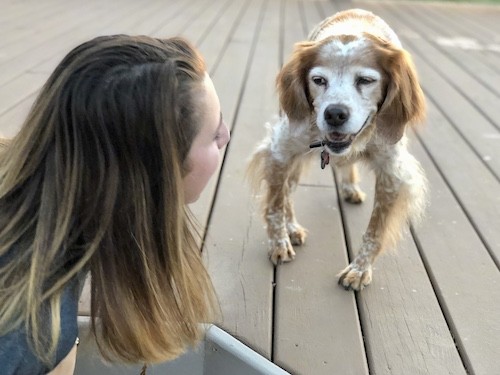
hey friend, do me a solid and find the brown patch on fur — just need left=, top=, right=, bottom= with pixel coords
left=368, top=35, right=426, bottom=143
left=276, top=41, right=319, bottom=122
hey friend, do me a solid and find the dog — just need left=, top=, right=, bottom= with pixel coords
left=247, top=9, right=427, bottom=291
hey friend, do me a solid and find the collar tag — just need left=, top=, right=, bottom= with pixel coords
left=320, top=150, right=330, bottom=169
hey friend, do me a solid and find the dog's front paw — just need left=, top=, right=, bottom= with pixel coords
left=340, top=183, right=366, bottom=204
left=337, top=262, right=372, bottom=291
left=268, top=238, right=296, bottom=265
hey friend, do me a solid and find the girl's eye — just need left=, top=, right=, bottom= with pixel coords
left=214, top=129, right=224, bottom=141
left=312, top=76, right=327, bottom=86
left=214, top=122, right=229, bottom=148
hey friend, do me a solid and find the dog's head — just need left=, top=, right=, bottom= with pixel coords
left=277, top=33, right=425, bottom=155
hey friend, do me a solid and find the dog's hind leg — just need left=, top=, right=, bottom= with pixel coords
left=336, top=163, right=366, bottom=204
left=284, top=162, right=307, bottom=246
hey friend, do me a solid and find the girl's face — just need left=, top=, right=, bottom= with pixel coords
left=183, top=74, right=230, bottom=203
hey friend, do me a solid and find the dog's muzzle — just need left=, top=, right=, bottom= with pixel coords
left=310, top=112, right=374, bottom=154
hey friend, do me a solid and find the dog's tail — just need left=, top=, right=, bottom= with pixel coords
left=406, top=154, right=428, bottom=227
left=245, top=139, right=272, bottom=196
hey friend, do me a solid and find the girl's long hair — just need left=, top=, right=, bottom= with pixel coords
left=0, top=35, right=218, bottom=365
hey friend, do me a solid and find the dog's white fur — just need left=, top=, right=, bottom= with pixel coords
left=248, top=9, right=427, bottom=290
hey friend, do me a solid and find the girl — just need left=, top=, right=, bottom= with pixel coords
left=0, top=35, right=230, bottom=374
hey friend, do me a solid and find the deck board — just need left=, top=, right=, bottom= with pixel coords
left=367, top=4, right=500, bottom=263
left=192, top=0, right=264, bottom=225
left=204, top=0, right=275, bottom=358
left=411, top=135, right=500, bottom=375
left=274, top=185, right=368, bottom=375
left=0, top=2, right=83, bottom=56
left=1, top=1, right=499, bottom=374
left=381, top=4, right=500, bottom=178
left=337, top=164, right=468, bottom=375
left=273, top=3, right=366, bottom=374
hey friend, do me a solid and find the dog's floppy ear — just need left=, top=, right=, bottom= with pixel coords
left=376, top=41, right=426, bottom=143
left=276, top=41, right=318, bottom=122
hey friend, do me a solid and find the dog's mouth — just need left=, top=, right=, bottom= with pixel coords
left=308, top=132, right=355, bottom=153
left=320, top=113, right=374, bottom=154
left=324, top=132, right=355, bottom=153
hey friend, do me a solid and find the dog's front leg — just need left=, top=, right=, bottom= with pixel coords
left=338, top=150, right=426, bottom=290
left=337, top=176, right=399, bottom=290
left=249, top=118, right=311, bottom=265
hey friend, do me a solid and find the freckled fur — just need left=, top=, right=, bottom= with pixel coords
left=247, top=9, right=427, bottom=290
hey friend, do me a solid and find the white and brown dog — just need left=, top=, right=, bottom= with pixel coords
left=248, top=9, right=427, bottom=290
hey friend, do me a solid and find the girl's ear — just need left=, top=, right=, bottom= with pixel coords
left=276, top=41, right=318, bottom=122
left=377, top=45, right=426, bottom=143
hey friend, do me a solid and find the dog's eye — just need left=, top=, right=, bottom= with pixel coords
left=356, top=76, right=375, bottom=86
left=312, top=76, right=327, bottom=86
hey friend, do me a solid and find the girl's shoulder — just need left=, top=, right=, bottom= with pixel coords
left=0, top=274, right=84, bottom=374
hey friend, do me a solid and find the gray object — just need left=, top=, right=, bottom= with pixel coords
left=75, top=317, right=290, bottom=375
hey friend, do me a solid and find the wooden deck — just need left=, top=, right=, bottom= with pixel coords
left=1, top=0, right=499, bottom=374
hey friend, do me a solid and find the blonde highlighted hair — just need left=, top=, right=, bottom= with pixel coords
left=0, top=35, right=218, bottom=366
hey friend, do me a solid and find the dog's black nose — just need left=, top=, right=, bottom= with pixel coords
left=324, top=105, right=349, bottom=127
